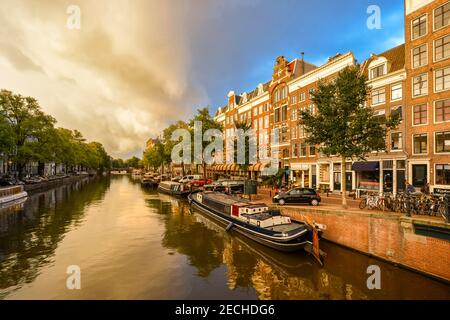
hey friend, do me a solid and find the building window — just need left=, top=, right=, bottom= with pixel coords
left=372, top=88, right=386, bottom=105
left=413, top=73, right=428, bottom=96
left=309, top=145, right=316, bottom=156
left=370, top=64, right=385, bottom=79
left=435, top=99, right=450, bottom=122
left=253, top=108, right=258, bottom=116
left=436, top=131, right=450, bottom=153
left=263, top=103, right=269, bottom=112
left=298, top=125, right=305, bottom=138
left=434, top=2, right=450, bottom=30
left=391, top=83, right=402, bottom=101
left=435, top=35, right=450, bottom=61
left=281, top=105, right=288, bottom=121
left=391, top=105, right=403, bottom=121
left=435, top=67, right=450, bottom=92
left=253, top=119, right=258, bottom=130
left=291, top=126, right=297, bottom=139
left=274, top=108, right=280, bottom=122
left=291, top=95, right=297, bottom=105
left=412, top=44, right=427, bottom=68
left=413, top=104, right=427, bottom=125
left=299, top=92, right=305, bottom=101
left=413, top=134, right=428, bottom=154
left=292, top=144, right=297, bottom=157
left=412, top=14, right=427, bottom=39
left=290, top=108, right=297, bottom=121
left=391, top=132, right=403, bottom=150
left=299, top=143, right=307, bottom=157
left=264, top=115, right=269, bottom=128
left=436, top=164, right=450, bottom=185
left=282, top=148, right=289, bottom=158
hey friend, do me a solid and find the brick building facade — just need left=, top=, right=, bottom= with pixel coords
left=212, top=0, right=450, bottom=196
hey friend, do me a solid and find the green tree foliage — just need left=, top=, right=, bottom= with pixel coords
left=143, top=140, right=166, bottom=171
left=233, top=120, right=253, bottom=173
left=125, top=156, right=140, bottom=169
left=188, top=107, right=221, bottom=176
left=300, top=66, right=400, bottom=207
left=162, top=121, right=189, bottom=176
left=0, top=89, right=111, bottom=177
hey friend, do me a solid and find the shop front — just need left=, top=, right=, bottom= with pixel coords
left=290, top=163, right=310, bottom=188
left=352, top=161, right=380, bottom=196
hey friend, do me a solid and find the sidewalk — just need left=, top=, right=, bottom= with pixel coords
left=251, top=187, right=447, bottom=224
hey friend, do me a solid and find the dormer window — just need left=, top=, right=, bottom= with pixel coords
left=370, top=64, right=386, bottom=79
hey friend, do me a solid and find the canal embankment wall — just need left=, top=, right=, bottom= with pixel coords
left=281, top=207, right=450, bottom=283
left=24, top=175, right=94, bottom=193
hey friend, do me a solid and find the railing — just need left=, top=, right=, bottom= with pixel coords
left=0, top=186, right=24, bottom=198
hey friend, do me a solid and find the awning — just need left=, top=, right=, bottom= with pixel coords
left=230, top=164, right=240, bottom=171
left=352, top=161, right=379, bottom=172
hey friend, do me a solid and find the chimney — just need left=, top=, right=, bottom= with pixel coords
left=301, top=52, right=305, bottom=75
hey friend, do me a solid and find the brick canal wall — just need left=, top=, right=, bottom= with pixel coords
left=281, top=207, right=450, bottom=282
left=24, top=175, right=94, bottom=193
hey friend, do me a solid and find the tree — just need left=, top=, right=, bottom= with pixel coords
left=0, top=113, right=14, bottom=155
left=162, top=121, right=189, bottom=176
left=143, top=140, right=166, bottom=171
left=188, top=107, right=221, bottom=178
left=0, top=90, right=56, bottom=178
left=125, top=156, right=140, bottom=169
left=300, top=66, right=400, bottom=208
left=233, top=120, right=253, bottom=175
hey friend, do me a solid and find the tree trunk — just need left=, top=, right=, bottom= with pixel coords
left=17, top=162, right=24, bottom=180
left=181, top=161, right=185, bottom=176
left=341, top=156, right=348, bottom=209
left=203, top=162, right=207, bottom=179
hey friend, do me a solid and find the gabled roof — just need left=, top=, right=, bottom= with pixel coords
left=361, top=44, right=405, bottom=77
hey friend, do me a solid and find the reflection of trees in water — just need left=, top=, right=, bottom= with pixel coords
left=0, top=178, right=110, bottom=297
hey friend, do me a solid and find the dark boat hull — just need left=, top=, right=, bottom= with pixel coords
left=158, top=185, right=191, bottom=197
left=188, top=194, right=311, bottom=252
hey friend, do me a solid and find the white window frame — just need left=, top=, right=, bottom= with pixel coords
left=411, top=13, right=428, bottom=41
left=434, top=131, right=450, bottom=155
left=433, top=34, right=450, bottom=63
left=390, top=132, right=403, bottom=152
left=434, top=99, right=450, bottom=124
left=412, top=73, right=428, bottom=97
left=370, top=63, right=387, bottom=80
left=390, top=83, right=403, bottom=101
left=371, top=87, right=386, bottom=106
left=434, top=66, right=450, bottom=93
left=433, top=1, right=450, bottom=32
left=412, top=133, right=429, bottom=155
left=412, top=44, right=428, bottom=69
left=412, top=103, right=429, bottom=127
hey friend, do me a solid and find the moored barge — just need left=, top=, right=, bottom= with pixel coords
left=0, top=185, right=28, bottom=205
left=158, top=181, right=192, bottom=197
left=188, top=191, right=323, bottom=262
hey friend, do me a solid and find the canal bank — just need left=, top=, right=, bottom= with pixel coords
left=24, top=174, right=96, bottom=193
left=281, top=206, right=450, bottom=283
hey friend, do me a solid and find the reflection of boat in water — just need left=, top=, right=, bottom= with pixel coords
left=0, top=186, right=28, bottom=205
left=188, top=192, right=323, bottom=261
left=158, top=181, right=191, bottom=197
left=191, top=208, right=317, bottom=274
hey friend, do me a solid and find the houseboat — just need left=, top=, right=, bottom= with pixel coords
left=0, top=185, right=28, bottom=205
left=141, top=173, right=158, bottom=188
left=188, top=191, right=323, bottom=261
left=158, top=181, right=192, bottom=197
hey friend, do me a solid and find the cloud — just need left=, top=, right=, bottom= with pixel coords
left=0, top=0, right=209, bottom=158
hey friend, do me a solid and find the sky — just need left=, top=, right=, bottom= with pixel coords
left=0, top=0, right=405, bottom=159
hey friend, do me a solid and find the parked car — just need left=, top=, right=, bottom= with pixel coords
left=171, top=176, right=182, bottom=182
left=272, top=188, right=321, bottom=206
left=179, top=175, right=202, bottom=184
left=190, top=178, right=212, bottom=187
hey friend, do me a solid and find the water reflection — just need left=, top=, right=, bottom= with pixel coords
left=0, top=176, right=448, bottom=300
left=0, top=178, right=110, bottom=298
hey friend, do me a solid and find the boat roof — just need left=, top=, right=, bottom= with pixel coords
left=202, top=192, right=267, bottom=207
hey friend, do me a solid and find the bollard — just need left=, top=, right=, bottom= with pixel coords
left=405, top=194, right=412, bottom=217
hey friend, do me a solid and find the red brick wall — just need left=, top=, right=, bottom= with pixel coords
left=282, top=207, right=450, bottom=281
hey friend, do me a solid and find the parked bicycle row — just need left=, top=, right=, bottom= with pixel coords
left=359, top=191, right=449, bottom=221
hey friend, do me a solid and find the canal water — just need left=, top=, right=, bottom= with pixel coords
left=0, top=176, right=449, bottom=300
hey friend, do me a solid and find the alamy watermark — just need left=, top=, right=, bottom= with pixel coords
left=366, top=265, right=381, bottom=290
left=367, top=5, right=381, bottom=30
left=170, top=121, right=280, bottom=175
left=67, top=5, right=81, bottom=30
left=66, top=265, right=81, bottom=290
